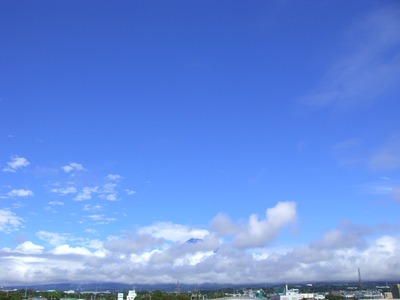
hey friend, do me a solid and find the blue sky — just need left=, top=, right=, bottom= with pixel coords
left=1, top=0, right=400, bottom=285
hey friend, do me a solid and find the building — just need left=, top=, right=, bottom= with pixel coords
left=127, top=290, right=137, bottom=300
left=270, top=286, right=315, bottom=300
left=392, top=284, right=400, bottom=299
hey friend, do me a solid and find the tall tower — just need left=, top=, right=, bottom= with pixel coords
left=358, top=268, right=363, bottom=290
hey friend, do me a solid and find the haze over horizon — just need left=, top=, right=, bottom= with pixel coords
left=1, top=0, right=400, bottom=286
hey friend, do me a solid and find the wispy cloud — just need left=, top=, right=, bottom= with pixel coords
left=2, top=156, right=30, bottom=173
left=50, top=186, right=77, bottom=196
left=84, top=228, right=97, bottom=234
left=331, top=138, right=364, bottom=166
left=331, top=135, right=400, bottom=172
left=82, top=204, right=103, bottom=211
left=303, top=5, right=400, bottom=109
left=392, top=186, right=400, bottom=201
left=48, top=201, right=64, bottom=206
left=125, top=189, right=137, bottom=195
left=355, top=176, right=400, bottom=204
left=36, top=231, right=73, bottom=247
left=87, top=214, right=116, bottom=225
left=12, top=201, right=25, bottom=209
left=47, top=169, right=133, bottom=202
left=369, top=135, right=400, bottom=170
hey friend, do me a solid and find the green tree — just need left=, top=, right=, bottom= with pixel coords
left=325, top=295, right=345, bottom=300
left=150, top=290, right=164, bottom=300
left=0, top=291, right=22, bottom=300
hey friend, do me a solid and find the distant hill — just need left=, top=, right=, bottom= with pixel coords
left=3, top=282, right=268, bottom=292
left=4, top=280, right=397, bottom=293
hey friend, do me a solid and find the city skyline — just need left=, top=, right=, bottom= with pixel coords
left=1, top=0, right=400, bottom=285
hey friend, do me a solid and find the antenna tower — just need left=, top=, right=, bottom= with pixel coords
left=358, top=267, right=363, bottom=290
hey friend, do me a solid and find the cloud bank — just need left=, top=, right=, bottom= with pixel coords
left=0, top=202, right=399, bottom=285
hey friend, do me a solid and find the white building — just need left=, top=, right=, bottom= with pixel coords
left=127, top=290, right=137, bottom=300
left=270, top=286, right=316, bottom=300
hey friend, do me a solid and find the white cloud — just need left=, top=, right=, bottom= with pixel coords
left=103, top=182, right=117, bottom=193
left=51, top=244, right=92, bottom=256
left=15, top=241, right=44, bottom=254
left=75, top=186, right=99, bottom=201
left=7, top=189, right=34, bottom=197
left=105, top=194, right=117, bottom=201
left=0, top=207, right=399, bottom=285
left=137, top=202, right=296, bottom=251
left=210, top=212, right=240, bottom=236
left=138, top=222, right=209, bottom=243
left=2, top=232, right=398, bottom=285
left=0, top=209, right=24, bottom=233
left=233, top=201, right=297, bottom=248
left=99, top=181, right=125, bottom=201
left=314, top=223, right=368, bottom=250
left=107, top=174, right=123, bottom=181
left=62, top=162, right=85, bottom=173
left=2, top=156, right=30, bottom=173
left=173, top=250, right=214, bottom=266
left=373, top=235, right=398, bottom=254
left=100, top=183, right=118, bottom=201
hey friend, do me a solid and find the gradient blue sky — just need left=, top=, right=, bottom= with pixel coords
left=1, top=0, right=400, bottom=285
